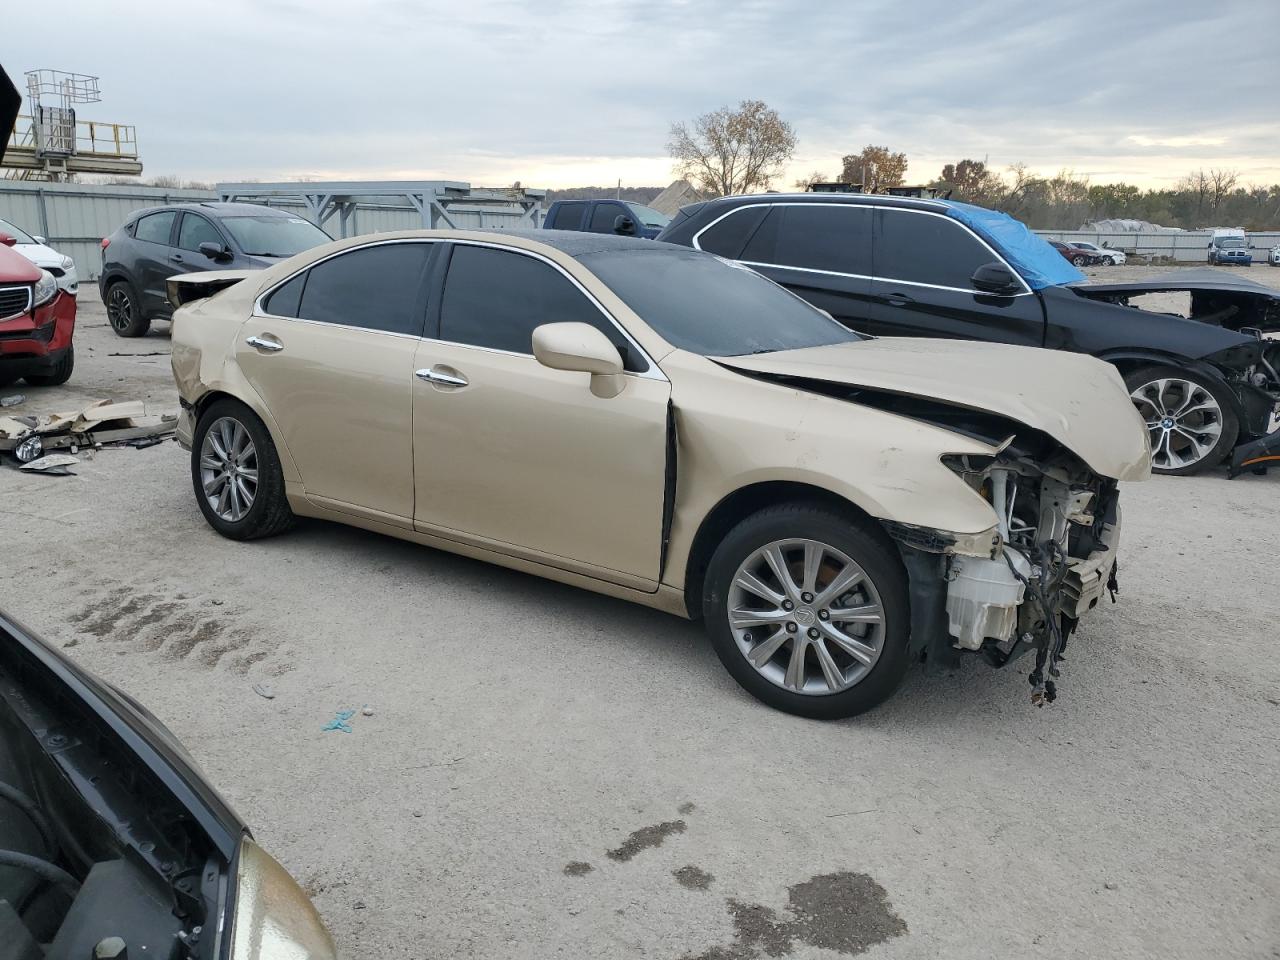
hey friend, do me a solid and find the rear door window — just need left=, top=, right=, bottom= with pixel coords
left=134, top=211, right=177, bottom=245
left=772, top=205, right=872, bottom=275
left=263, top=272, right=306, bottom=318
left=550, top=202, right=587, bottom=230
left=295, top=242, right=432, bottom=335
left=439, top=244, right=647, bottom=372
left=874, top=209, right=997, bottom=289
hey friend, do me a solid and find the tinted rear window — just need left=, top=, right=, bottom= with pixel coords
left=580, top=248, right=861, bottom=357
left=551, top=203, right=587, bottom=230
left=135, top=211, right=176, bottom=245
left=297, top=243, right=431, bottom=334
left=695, top=206, right=769, bottom=259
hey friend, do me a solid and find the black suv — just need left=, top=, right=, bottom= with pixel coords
left=658, top=194, right=1280, bottom=476
left=99, top=202, right=330, bottom=337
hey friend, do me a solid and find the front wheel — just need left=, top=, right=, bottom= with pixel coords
left=703, top=503, right=911, bottom=719
left=23, top=347, right=74, bottom=386
left=105, top=279, right=149, bottom=338
left=191, top=399, right=295, bottom=540
left=1124, top=365, right=1239, bottom=475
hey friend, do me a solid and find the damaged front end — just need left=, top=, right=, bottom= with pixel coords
left=889, top=439, right=1123, bottom=706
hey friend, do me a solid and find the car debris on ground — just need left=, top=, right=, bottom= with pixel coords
left=0, top=398, right=176, bottom=466
left=17, top=453, right=80, bottom=475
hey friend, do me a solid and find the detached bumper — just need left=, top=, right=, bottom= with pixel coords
left=1230, top=426, right=1280, bottom=476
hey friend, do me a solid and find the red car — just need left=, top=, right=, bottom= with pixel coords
left=0, top=238, right=76, bottom=387
left=1048, top=239, right=1100, bottom=268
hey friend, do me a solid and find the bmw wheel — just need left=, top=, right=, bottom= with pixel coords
left=1124, top=365, right=1238, bottom=475
left=106, top=280, right=150, bottom=338
left=703, top=503, right=910, bottom=719
left=191, top=398, right=294, bottom=540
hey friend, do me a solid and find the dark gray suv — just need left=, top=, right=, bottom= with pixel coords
left=98, top=202, right=330, bottom=337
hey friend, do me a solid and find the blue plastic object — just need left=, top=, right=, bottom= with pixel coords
left=939, top=200, right=1086, bottom=290
left=322, top=709, right=356, bottom=733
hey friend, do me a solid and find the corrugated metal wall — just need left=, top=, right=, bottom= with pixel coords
left=0, top=181, right=543, bottom=289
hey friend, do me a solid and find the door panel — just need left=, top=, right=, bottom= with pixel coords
left=412, top=341, right=670, bottom=586
left=864, top=208, right=1046, bottom=345
left=236, top=318, right=419, bottom=523
left=131, top=210, right=179, bottom=316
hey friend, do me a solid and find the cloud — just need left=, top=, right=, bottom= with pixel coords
left=3, top=0, right=1277, bottom=188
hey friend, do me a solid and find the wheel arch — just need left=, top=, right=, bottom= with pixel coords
left=680, top=480, right=896, bottom=621
left=186, top=384, right=301, bottom=485
left=1099, top=349, right=1250, bottom=424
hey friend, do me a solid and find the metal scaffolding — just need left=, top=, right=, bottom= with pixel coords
left=214, top=181, right=546, bottom=237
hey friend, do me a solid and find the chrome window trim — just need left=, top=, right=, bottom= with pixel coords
left=253, top=236, right=666, bottom=381
left=0, top=284, right=34, bottom=322
left=691, top=201, right=1034, bottom=297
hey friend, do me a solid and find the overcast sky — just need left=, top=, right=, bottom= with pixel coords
left=4, top=0, right=1278, bottom=191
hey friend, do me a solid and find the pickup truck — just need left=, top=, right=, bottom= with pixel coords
left=542, top=199, right=670, bottom=238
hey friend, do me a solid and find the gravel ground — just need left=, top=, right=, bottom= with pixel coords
left=2, top=267, right=1278, bottom=960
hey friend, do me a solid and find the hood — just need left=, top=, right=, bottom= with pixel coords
left=1073, top=268, right=1279, bottom=333
left=0, top=243, right=41, bottom=282
left=11, top=241, right=66, bottom=268
left=715, top=337, right=1151, bottom=482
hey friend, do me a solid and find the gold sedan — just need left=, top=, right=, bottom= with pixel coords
left=169, top=230, right=1149, bottom=718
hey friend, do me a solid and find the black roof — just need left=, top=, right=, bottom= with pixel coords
left=129, top=201, right=299, bottom=221
left=685, top=192, right=948, bottom=216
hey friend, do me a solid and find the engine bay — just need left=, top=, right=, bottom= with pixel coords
left=0, top=648, right=226, bottom=960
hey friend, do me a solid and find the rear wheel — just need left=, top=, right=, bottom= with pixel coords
left=703, top=503, right=911, bottom=719
left=1071, top=254, right=1088, bottom=267
left=191, top=399, right=294, bottom=540
left=1124, top=365, right=1238, bottom=475
left=106, top=280, right=149, bottom=338
left=23, top=347, right=74, bottom=386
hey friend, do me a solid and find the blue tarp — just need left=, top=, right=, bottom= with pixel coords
left=938, top=200, right=1086, bottom=290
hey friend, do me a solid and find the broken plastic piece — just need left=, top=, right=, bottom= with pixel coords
left=19, top=453, right=79, bottom=475
left=322, top=709, right=356, bottom=733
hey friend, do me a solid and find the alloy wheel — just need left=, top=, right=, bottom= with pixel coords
left=727, top=538, right=885, bottom=696
left=1129, top=377, right=1224, bottom=471
left=199, top=417, right=259, bottom=522
left=107, top=286, right=133, bottom=332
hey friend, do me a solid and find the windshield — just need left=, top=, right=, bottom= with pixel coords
left=0, top=218, right=36, bottom=244
left=580, top=247, right=861, bottom=357
left=626, top=203, right=670, bottom=228
left=222, top=216, right=331, bottom=257
left=1071, top=242, right=1097, bottom=251
left=1218, top=237, right=1246, bottom=248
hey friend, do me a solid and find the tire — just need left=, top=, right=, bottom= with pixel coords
left=105, top=279, right=149, bottom=338
left=191, top=398, right=294, bottom=540
left=702, top=502, right=911, bottom=719
left=1123, top=364, right=1239, bottom=475
left=1071, top=255, right=1088, bottom=267
left=23, top=347, right=74, bottom=386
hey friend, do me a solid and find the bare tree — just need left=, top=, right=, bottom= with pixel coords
left=1176, top=168, right=1212, bottom=223
left=668, top=100, right=798, bottom=197
left=840, top=146, right=907, bottom=193
left=793, top=170, right=829, bottom=190
left=937, top=158, right=1003, bottom=204
left=1208, top=168, right=1239, bottom=214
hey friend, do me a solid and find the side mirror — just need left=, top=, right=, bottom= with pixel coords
left=532, top=322, right=626, bottom=398
left=32, top=235, right=46, bottom=244
left=613, top=215, right=636, bottom=236
left=971, top=262, right=1021, bottom=296
left=0, top=233, right=14, bottom=247
left=198, top=241, right=231, bottom=261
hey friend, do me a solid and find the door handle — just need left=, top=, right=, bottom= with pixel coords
left=415, top=367, right=468, bottom=388
left=245, top=335, right=283, bottom=352
left=170, top=254, right=184, bottom=263
left=884, top=292, right=915, bottom=307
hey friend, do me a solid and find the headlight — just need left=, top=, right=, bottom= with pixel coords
left=60, top=254, right=74, bottom=270
left=230, top=837, right=337, bottom=960
left=32, top=269, right=58, bottom=307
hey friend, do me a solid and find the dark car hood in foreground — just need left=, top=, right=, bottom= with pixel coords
left=0, top=610, right=244, bottom=855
